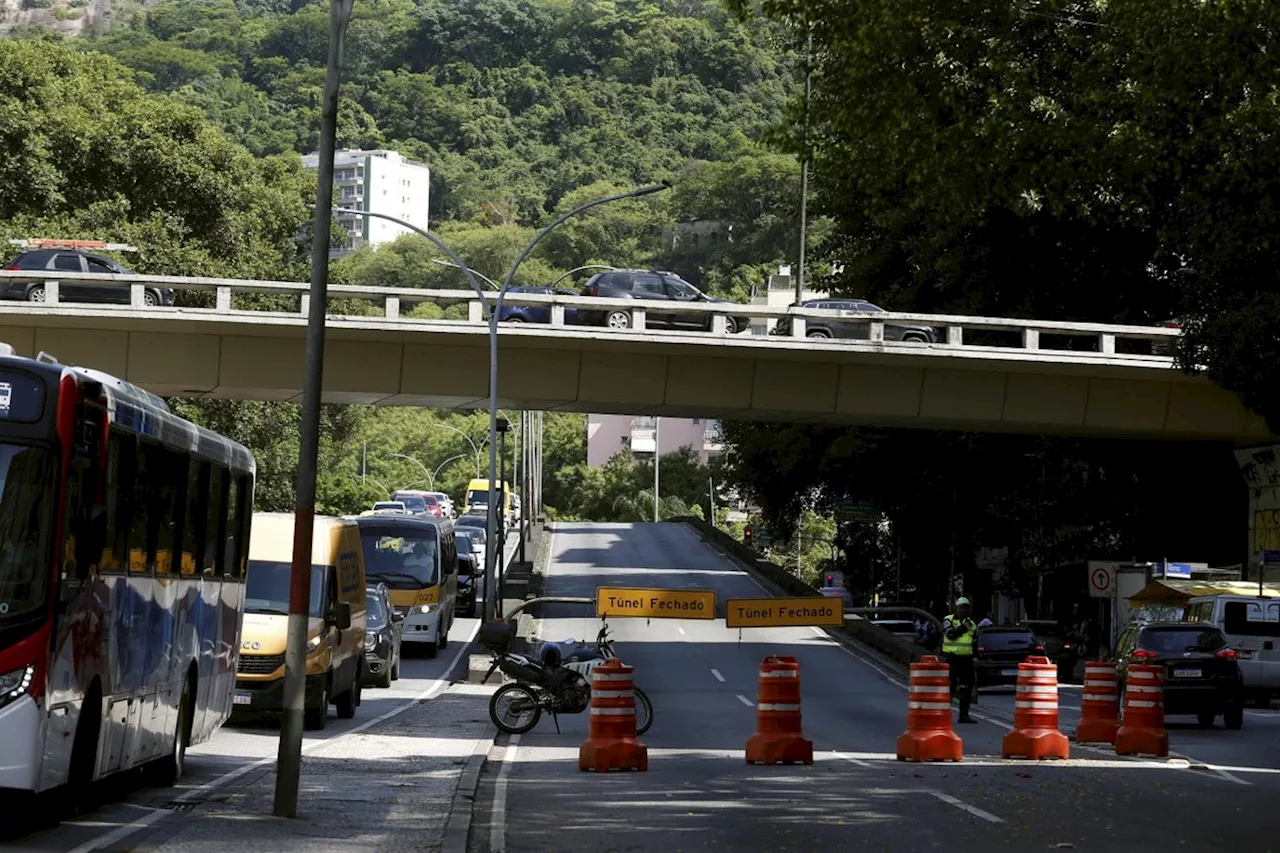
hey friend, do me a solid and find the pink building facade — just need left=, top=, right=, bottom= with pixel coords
left=587, top=415, right=724, bottom=468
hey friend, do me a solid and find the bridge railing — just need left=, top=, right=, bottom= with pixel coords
left=0, top=270, right=1179, bottom=359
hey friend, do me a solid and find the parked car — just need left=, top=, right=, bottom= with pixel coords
left=456, top=534, right=482, bottom=617
left=2, top=248, right=175, bottom=306
left=498, top=285, right=583, bottom=324
left=363, top=583, right=404, bottom=688
left=1019, top=619, right=1078, bottom=675
left=1113, top=621, right=1244, bottom=729
left=772, top=299, right=937, bottom=342
left=457, top=526, right=487, bottom=571
left=578, top=269, right=750, bottom=334
left=426, top=491, right=456, bottom=518
left=973, top=625, right=1044, bottom=688
left=371, top=500, right=408, bottom=514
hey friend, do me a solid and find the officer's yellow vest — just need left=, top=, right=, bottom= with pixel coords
left=941, top=614, right=974, bottom=656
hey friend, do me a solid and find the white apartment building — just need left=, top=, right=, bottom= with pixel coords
left=587, top=415, right=725, bottom=468
left=750, top=265, right=828, bottom=335
left=300, top=149, right=431, bottom=250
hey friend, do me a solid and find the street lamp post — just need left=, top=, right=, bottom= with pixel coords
left=546, top=264, right=617, bottom=289
left=496, top=417, right=509, bottom=609
left=430, top=258, right=499, bottom=290
left=389, top=452, right=430, bottom=484
left=337, top=181, right=669, bottom=621
left=429, top=453, right=466, bottom=491
left=426, top=422, right=482, bottom=477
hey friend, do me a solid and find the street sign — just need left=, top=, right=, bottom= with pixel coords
left=725, top=596, right=845, bottom=628
left=596, top=586, right=716, bottom=620
left=834, top=498, right=879, bottom=523
left=1157, top=561, right=1203, bottom=580
left=1088, top=564, right=1114, bottom=598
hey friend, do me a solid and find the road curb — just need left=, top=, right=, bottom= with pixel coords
left=441, top=734, right=496, bottom=853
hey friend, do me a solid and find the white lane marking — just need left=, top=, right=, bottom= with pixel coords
left=489, top=734, right=521, bottom=853
left=68, top=618, right=484, bottom=853
left=678, top=626, right=687, bottom=636
left=711, top=668, right=726, bottom=683
left=737, top=694, right=755, bottom=708
left=830, top=749, right=874, bottom=767
left=1170, top=752, right=1252, bottom=786
left=931, top=792, right=1005, bottom=824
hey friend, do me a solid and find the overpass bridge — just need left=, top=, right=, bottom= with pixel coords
left=0, top=269, right=1266, bottom=441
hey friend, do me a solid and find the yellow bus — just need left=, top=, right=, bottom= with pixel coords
left=463, top=477, right=512, bottom=520
left=354, top=515, right=459, bottom=658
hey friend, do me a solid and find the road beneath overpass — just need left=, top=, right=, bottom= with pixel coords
left=471, top=522, right=1280, bottom=851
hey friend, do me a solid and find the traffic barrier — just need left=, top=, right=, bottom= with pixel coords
left=1002, top=655, right=1070, bottom=760
left=1075, top=660, right=1121, bottom=744
left=578, top=658, right=648, bottom=772
left=896, top=655, right=963, bottom=762
left=745, top=655, right=813, bottom=765
left=1115, top=663, right=1168, bottom=758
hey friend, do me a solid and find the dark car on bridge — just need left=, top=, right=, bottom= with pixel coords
left=973, top=625, right=1044, bottom=688
left=772, top=298, right=937, bottom=342
left=3, top=248, right=176, bottom=306
left=498, top=285, right=584, bottom=325
left=1113, top=621, right=1244, bottom=729
left=578, top=269, right=751, bottom=334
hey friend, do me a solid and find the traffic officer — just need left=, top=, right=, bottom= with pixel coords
left=941, top=597, right=977, bottom=724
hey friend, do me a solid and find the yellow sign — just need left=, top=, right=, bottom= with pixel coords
left=596, top=586, right=716, bottom=620
left=725, top=597, right=845, bottom=628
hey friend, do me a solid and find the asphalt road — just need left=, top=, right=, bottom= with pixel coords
left=471, top=522, right=1280, bottom=853
left=4, top=530, right=521, bottom=853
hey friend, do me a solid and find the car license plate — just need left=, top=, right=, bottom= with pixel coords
left=1173, top=667, right=1201, bottom=679
left=1237, top=650, right=1255, bottom=660
left=1001, top=668, right=1019, bottom=677
left=233, top=692, right=252, bottom=706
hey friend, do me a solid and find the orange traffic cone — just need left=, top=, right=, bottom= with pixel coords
left=1002, top=656, right=1069, bottom=760
left=1075, top=660, right=1121, bottom=745
left=578, top=658, right=647, bottom=772
left=745, top=656, right=813, bottom=765
left=896, top=655, right=963, bottom=762
left=1115, top=663, right=1168, bottom=758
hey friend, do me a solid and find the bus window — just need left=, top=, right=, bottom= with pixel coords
left=99, top=432, right=133, bottom=574
left=202, top=465, right=224, bottom=576
left=225, top=474, right=251, bottom=580
left=128, top=441, right=151, bottom=574
left=141, top=442, right=178, bottom=576
left=179, top=458, right=202, bottom=576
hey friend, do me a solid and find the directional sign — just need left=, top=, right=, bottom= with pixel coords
left=835, top=499, right=879, bottom=523
left=1088, top=564, right=1114, bottom=598
left=596, top=587, right=716, bottom=620
left=725, top=597, right=845, bottom=628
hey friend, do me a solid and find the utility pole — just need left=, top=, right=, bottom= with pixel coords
left=361, top=441, right=366, bottom=484
left=708, top=475, right=716, bottom=527
left=275, top=0, right=353, bottom=821
left=653, top=417, right=661, bottom=522
left=795, top=23, right=813, bottom=308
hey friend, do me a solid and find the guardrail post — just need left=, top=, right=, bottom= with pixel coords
left=46, top=281, right=59, bottom=304
left=384, top=296, right=400, bottom=319
left=791, top=317, right=806, bottom=337
left=469, top=299, right=484, bottom=322
left=300, top=294, right=310, bottom=316
left=632, top=308, right=646, bottom=330
left=711, top=313, right=727, bottom=334
left=1100, top=333, right=1115, bottom=354
left=946, top=326, right=963, bottom=346
left=1022, top=328, right=1040, bottom=350
left=550, top=304, right=566, bottom=326
left=216, top=286, right=232, bottom=313
left=130, top=283, right=145, bottom=308
left=869, top=321, right=885, bottom=342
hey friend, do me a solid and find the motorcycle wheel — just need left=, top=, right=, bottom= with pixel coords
left=634, top=686, right=654, bottom=735
left=490, top=683, right=542, bottom=734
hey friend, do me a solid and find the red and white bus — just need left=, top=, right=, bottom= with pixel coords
left=0, top=345, right=255, bottom=804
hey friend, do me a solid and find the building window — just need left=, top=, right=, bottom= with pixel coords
left=620, top=436, right=628, bottom=445
left=693, top=418, right=701, bottom=425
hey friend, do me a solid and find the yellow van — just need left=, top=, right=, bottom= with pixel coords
left=233, top=512, right=368, bottom=730
left=354, top=515, right=458, bottom=658
left=463, top=477, right=512, bottom=520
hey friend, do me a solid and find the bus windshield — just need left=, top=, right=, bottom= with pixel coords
left=467, top=489, right=504, bottom=507
left=245, top=562, right=326, bottom=618
left=360, top=532, right=439, bottom=589
left=0, top=444, right=57, bottom=623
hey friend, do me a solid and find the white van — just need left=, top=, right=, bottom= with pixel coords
left=1185, top=592, right=1280, bottom=704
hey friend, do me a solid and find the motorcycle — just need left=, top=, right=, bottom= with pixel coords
left=481, top=623, right=653, bottom=735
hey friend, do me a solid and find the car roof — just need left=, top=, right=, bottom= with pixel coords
left=1141, top=621, right=1222, bottom=630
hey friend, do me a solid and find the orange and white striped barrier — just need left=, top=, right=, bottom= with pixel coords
left=745, top=656, right=813, bottom=765
left=1002, top=655, right=1069, bottom=760
left=896, top=655, right=963, bottom=762
left=1075, top=660, right=1121, bottom=744
left=1115, top=663, right=1168, bottom=758
left=579, top=658, right=648, bottom=772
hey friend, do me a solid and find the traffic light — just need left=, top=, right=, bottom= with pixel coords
left=744, top=527, right=754, bottom=546
left=826, top=573, right=835, bottom=586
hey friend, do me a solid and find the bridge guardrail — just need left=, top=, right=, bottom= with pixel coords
left=0, top=269, right=1179, bottom=361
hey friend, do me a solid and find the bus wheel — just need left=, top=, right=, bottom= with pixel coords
left=336, top=682, right=358, bottom=720
left=151, top=681, right=192, bottom=786
left=439, top=614, right=450, bottom=650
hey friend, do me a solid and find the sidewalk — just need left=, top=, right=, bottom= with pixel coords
left=146, top=683, right=497, bottom=853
